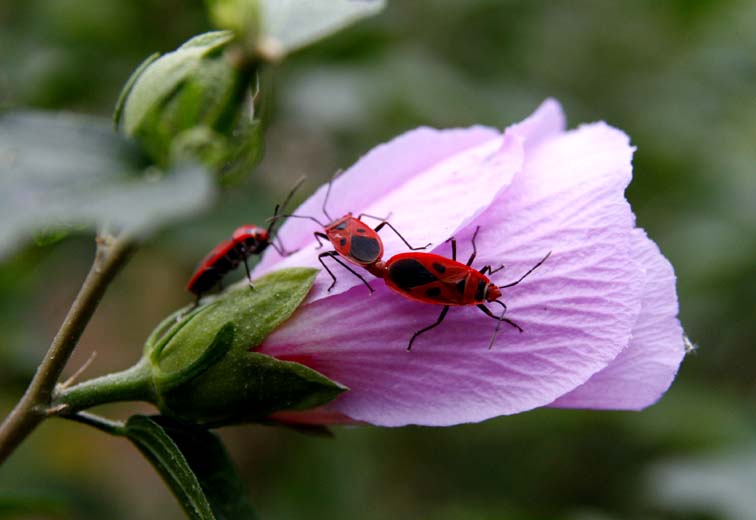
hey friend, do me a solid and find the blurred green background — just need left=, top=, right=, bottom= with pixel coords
left=2, top=0, right=755, bottom=518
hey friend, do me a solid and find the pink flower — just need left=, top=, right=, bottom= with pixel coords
left=252, top=99, right=686, bottom=427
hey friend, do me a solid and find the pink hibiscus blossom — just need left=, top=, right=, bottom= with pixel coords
left=252, top=99, right=686, bottom=427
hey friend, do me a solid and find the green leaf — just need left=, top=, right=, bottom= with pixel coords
left=151, top=267, right=347, bottom=425
left=207, top=0, right=385, bottom=60
left=0, top=111, right=214, bottom=260
left=151, top=416, right=258, bottom=520
left=123, top=415, right=216, bottom=520
left=260, top=0, right=385, bottom=58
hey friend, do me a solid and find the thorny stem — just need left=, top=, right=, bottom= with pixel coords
left=0, top=233, right=137, bottom=465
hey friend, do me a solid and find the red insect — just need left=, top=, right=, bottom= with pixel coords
left=187, top=179, right=303, bottom=305
left=280, top=175, right=430, bottom=294
left=375, top=226, right=550, bottom=350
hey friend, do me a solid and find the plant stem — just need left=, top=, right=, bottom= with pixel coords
left=0, top=233, right=137, bottom=465
left=51, top=358, right=155, bottom=413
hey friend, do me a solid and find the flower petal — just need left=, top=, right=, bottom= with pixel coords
left=254, top=126, right=523, bottom=302
left=258, top=112, right=647, bottom=426
left=549, top=228, right=686, bottom=410
left=509, top=97, right=566, bottom=149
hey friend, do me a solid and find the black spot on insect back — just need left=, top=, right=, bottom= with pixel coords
left=475, top=280, right=487, bottom=301
left=340, top=237, right=347, bottom=247
left=455, top=279, right=466, bottom=294
left=349, top=235, right=381, bottom=263
left=389, top=258, right=438, bottom=290
left=425, top=287, right=441, bottom=298
left=334, top=221, right=348, bottom=230
left=432, top=262, right=446, bottom=273
left=357, top=228, right=367, bottom=233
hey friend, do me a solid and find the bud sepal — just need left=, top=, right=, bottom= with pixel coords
left=52, top=268, right=347, bottom=426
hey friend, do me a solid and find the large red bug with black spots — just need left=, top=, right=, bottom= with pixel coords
left=275, top=174, right=430, bottom=294
left=374, top=226, right=551, bottom=350
left=186, top=178, right=304, bottom=306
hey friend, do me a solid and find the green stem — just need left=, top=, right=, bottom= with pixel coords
left=0, top=233, right=137, bottom=465
left=51, top=358, right=156, bottom=413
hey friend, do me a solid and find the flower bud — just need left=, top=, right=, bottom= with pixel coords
left=115, top=31, right=259, bottom=181
left=54, top=268, right=346, bottom=426
left=147, top=267, right=346, bottom=426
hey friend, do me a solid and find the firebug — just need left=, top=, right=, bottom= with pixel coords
left=186, top=178, right=304, bottom=305
left=277, top=173, right=430, bottom=293
left=377, top=226, right=550, bottom=350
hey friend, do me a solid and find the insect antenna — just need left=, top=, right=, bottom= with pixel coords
left=266, top=175, right=307, bottom=236
left=498, top=251, right=552, bottom=289
left=321, top=170, right=342, bottom=222
left=269, top=213, right=327, bottom=227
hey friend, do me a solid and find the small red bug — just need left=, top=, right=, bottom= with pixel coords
left=187, top=178, right=304, bottom=305
left=278, top=174, right=430, bottom=294
left=376, top=226, right=550, bottom=350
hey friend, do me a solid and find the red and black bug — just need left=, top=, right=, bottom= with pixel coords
left=377, top=226, right=550, bottom=350
left=278, top=175, right=430, bottom=294
left=186, top=179, right=304, bottom=305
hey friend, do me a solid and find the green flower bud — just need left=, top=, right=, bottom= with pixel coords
left=53, top=268, right=346, bottom=426
left=114, top=31, right=260, bottom=182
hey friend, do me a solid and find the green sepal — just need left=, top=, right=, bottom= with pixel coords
left=113, top=52, right=160, bottom=127
left=154, top=323, right=236, bottom=394
left=150, top=267, right=347, bottom=426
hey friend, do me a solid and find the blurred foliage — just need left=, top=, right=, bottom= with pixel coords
left=1, top=0, right=755, bottom=519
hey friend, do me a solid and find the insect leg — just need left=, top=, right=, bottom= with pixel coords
left=270, top=236, right=294, bottom=257
left=407, top=306, right=450, bottom=351
left=238, top=244, right=254, bottom=290
left=361, top=215, right=430, bottom=250
left=242, top=257, right=255, bottom=290
left=477, top=302, right=523, bottom=348
left=314, top=231, right=328, bottom=249
left=466, top=225, right=481, bottom=266
left=318, top=251, right=375, bottom=294
left=479, top=264, right=505, bottom=276
left=445, top=237, right=457, bottom=261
